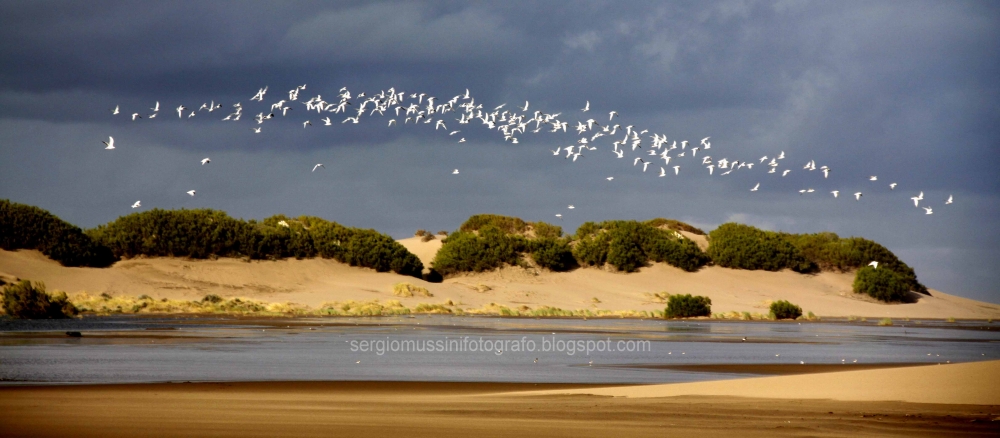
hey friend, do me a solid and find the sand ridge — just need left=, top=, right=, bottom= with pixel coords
left=2, top=245, right=999, bottom=319
left=511, top=360, right=1000, bottom=405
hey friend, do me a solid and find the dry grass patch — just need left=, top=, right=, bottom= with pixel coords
left=392, top=283, right=432, bottom=298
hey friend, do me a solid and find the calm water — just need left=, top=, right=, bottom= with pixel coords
left=1, top=315, right=998, bottom=384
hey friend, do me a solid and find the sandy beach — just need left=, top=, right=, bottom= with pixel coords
left=3, top=242, right=998, bottom=319
left=2, top=362, right=999, bottom=437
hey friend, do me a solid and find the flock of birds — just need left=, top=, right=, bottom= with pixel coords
left=104, top=84, right=954, bottom=217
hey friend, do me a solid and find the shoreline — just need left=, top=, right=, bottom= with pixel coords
left=3, top=371, right=998, bottom=437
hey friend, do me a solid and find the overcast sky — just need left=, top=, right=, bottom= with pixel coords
left=1, top=1, right=998, bottom=303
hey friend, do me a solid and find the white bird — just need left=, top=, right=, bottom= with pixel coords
left=782, top=170, right=791, bottom=177
left=388, top=119, right=396, bottom=127
left=911, top=191, right=924, bottom=207
left=854, top=192, right=863, bottom=201
left=132, top=113, right=141, bottom=121
left=102, top=136, right=115, bottom=150
left=822, top=168, right=830, bottom=178
left=568, top=205, right=575, bottom=209
left=945, top=195, right=953, bottom=205
left=868, top=261, right=878, bottom=269
left=869, top=176, right=878, bottom=181
left=252, top=127, right=261, bottom=133
left=457, top=138, right=466, bottom=143
left=555, top=214, right=562, bottom=219
left=634, top=157, right=643, bottom=166
left=831, top=190, right=839, bottom=198
left=581, top=101, right=590, bottom=112
left=176, top=105, right=187, bottom=118
left=890, top=183, right=897, bottom=190
left=321, top=117, right=332, bottom=126
left=111, top=105, right=119, bottom=115
left=201, top=158, right=210, bottom=165
left=606, top=177, right=614, bottom=181
left=923, top=207, right=933, bottom=215
left=452, top=169, right=459, bottom=175
left=609, top=111, right=618, bottom=121
left=659, top=167, right=666, bottom=177
left=520, top=101, right=529, bottom=112
left=449, top=130, right=460, bottom=136
left=186, top=190, right=196, bottom=196
left=131, top=200, right=141, bottom=209
left=312, top=163, right=324, bottom=172
left=642, top=161, right=650, bottom=172
left=303, top=120, right=311, bottom=128
left=673, top=165, right=680, bottom=175
left=751, top=183, right=759, bottom=192
left=701, top=137, right=711, bottom=149
left=151, top=101, right=160, bottom=112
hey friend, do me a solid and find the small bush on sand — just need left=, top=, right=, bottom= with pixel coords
left=664, top=294, right=711, bottom=318
left=201, top=294, right=224, bottom=304
left=393, top=283, right=432, bottom=298
left=420, top=233, right=436, bottom=242
left=878, top=318, right=893, bottom=326
left=769, top=300, right=803, bottom=320
left=2, top=280, right=77, bottom=319
left=852, top=266, right=909, bottom=302
left=414, top=229, right=427, bottom=237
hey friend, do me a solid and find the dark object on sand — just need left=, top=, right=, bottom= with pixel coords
left=65, top=331, right=82, bottom=337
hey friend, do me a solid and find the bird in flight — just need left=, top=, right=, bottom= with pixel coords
left=581, top=101, right=590, bottom=112
left=103, top=136, right=115, bottom=150
left=945, top=195, right=953, bottom=205
left=312, top=163, right=324, bottom=172
left=890, top=183, right=897, bottom=190
left=831, top=190, right=839, bottom=198
left=201, top=158, right=211, bottom=165
left=131, top=113, right=141, bottom=121
left=131, top=200, right=141, bottom=209
left=923, top=207, right=933, bottom=215
left=606, top=177, right=614, bottom=181
left=568, top=205, right=575, bottom=209
left=186, top=190, right=196, bottom=196
left=111, top=105, right=119, bottom=115
left=854, top=192, right=863, bottom=201
left=868, top=261, right=878, bottom=269
left=869, top=176, right=878, bottom=181
left=751, top=183, right=759, bottom=192
left=452, top=169, right=460, bottom=175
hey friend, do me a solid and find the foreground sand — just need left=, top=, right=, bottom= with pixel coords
left=2, top=242, right=999, bottom=319
left=3, top=363, right=999, bottom=438
left=514, top=360, right=1000, bottom=405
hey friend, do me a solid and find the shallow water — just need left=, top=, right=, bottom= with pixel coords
left=1, top=315, right=998, bottom=384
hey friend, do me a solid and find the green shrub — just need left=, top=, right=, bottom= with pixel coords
left=431, top=226, right=526, bottom=275
left=770, top=300, right=802, bottom=320
left=664, top=294, right=712, bottom=318
left=88, top=210, right=423, bottom=278
left=529, top=237, right=576, bottom=271
left=644, top=218, right=706, bottom=235
left=573, top=220, right=709, bottom=272
left=707, top=223, right=814, bottom=272
left=459, top=214, right=529, bottom=234
left=2, top=280, right=77, bottom=319
left=531, top=221, right=563, bottom=239
left=0, top=199, right=116, bottom=267
left=780, top=232, right=926, bottom=294
left=853, top=266, right=909, bottom=302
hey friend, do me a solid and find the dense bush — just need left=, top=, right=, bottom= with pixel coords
left=431, top=226, right=527, bottom=275
left=853, top=266, right=910, bottom=302
left=707, top=223, right=815, bottom=272
left=781, top=232, right=926, bottom=294
left=644, top=218, right=706, bottom=235
left=770, top=300, right=803, bottom=320
left=459, top=214, right=529, bottom=234
left=2, top=280, right=77, bottom=319
left=664, top=294, right=712, bottom=318
left=529, top=237, right=577, bottom=271
left=0, top=199, right=116, bottom=267
left=573, top=220, right=709, bottom=272
left=89, top=210, right=423, bottom=277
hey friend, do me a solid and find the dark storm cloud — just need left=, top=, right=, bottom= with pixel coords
left=1, top=0, right=998, bottom=302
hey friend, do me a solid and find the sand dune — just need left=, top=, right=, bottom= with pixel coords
left=2, top=244, right=998, bottom=319
left=513, top=360, right=1000, bottom=405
